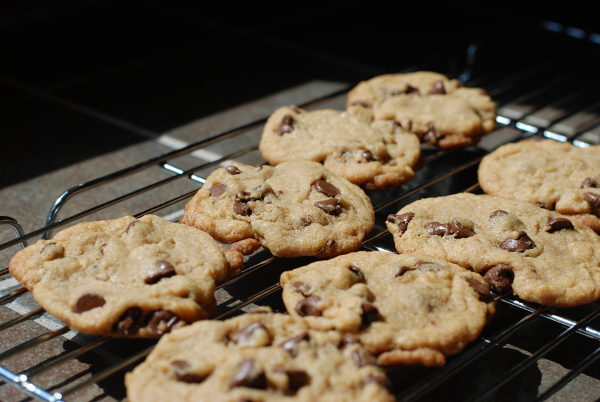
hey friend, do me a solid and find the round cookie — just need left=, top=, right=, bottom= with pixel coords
left=179, top=160, right=375, bottom=258
left=347, top=71, right=463, bottom=109
left=478, top=139, right=600, bottom=233
left=259, top=105, right=421, bottom=190
left=125, top=310, right=395, bottom=402
left=8, top=215, right=242, bottom=338
left=386, top=193, right=600, bottom=307
left=280, top=251, right=495, bottom=367
left=346, top=71, right=496, bottom=148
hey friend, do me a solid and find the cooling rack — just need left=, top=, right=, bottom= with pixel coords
left=2, top=23, right=600, bottom=402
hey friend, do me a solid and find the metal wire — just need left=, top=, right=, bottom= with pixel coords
left=0, top=216, right=28, bottom=250
left=467, top=305, right=600, bottom=402
left=2, top=30, right=600, bottom=402
left=398, top=305, right=551, bottom=401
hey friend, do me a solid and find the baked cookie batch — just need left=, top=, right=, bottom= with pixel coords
left=9, top=71, right=600, bottom=400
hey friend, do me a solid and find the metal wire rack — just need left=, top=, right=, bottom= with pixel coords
left=2, top=23, right=600, bottom=402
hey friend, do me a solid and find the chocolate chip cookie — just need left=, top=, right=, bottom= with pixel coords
left=8, top=215, right=242, bottom=337
left=125, top=310, right=395, bottom=402
left=179, top=161, right=375, bottom=258
left=280, top=251, right=495, bottom=366
left=347, top=71, right=497, bottom=148
left=259, top=105, right=421, bottom=190
left=386, top=193, right=600, bottom=307
left=478, top=139, right=600, bottom=233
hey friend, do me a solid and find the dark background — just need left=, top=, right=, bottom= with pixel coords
left=0, top=0, right=595, bottom=188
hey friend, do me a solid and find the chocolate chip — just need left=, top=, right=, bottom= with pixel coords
left=314, top=198, right=340, bottom=215
left=280, top=332, right=309, bottom=356
left=230, top=359, right=266, bottom=389
left=170, top=360, right=190, bottom=376
left=295, top=295, right=322, bottom=317
left=74, top=292, right=105, bottom=313
left=585, top=192, right=600, bottom=216
left=362, top=150, right=374, bottom=162
left=423, top=123, right=439, bottom=145
left=274, top=369, right=309, bottom=393
left=490, top=210, right=508, bottom=218
left=582, top=177, right=597, bottom=188
left=451, top=218, right=476, bottom=238
left=352, top=350, right=377, bottom=367
left=465, top=277, right=494, bottom=303
left=40, top=242, right=57, bottom=253
left=483, top=264, right=514, bottom=293
left=145, top=260, right=177, bottom=284
left=291, top=281, right=312, bottom=297
left=125, top=220, right=138, bottom=233
left=209, top=183, right=227, bottom=197
left=170, top=360, right=209, bottom=383
left=360, top=304, right=379, bottom=329
left=233, top=199, right=251, bottom=216
left=287, top=370, right=309, bottom=393
left=406, top=84, right=420, bottom=94
left=429, top=80, right=446, bottom=94
left=40, top=242, right=64, bottom=260
left=395, top=266, right=412, bottom=277
left=387, top=212, right=414, bottom=235
left=425, top=222, right=451, bottom=236
left=352, top=101, right=370, bottom=108
left=228, top=322, right=267, bottom=344
left=236, top=190, right=252, bottom=200
left=499, top=231, right=536, bottom=253
left=276, top=115, right=294, bottom=135
left=317, top=239, right=335, bottom=253
left=415, top=261, right=443, bottom=272
left=114, top=307, right=143, bottom=335
left=349, top=265, right=365, bottom=282
left=170, top=359, right=190, bottom=371
left=312, top=180, right=340, bottom=197
left=147, top=310, right=181, bottom=337
left=226, top=166, right=242, bottom=175
left=546, top=217, right=574, bottom=233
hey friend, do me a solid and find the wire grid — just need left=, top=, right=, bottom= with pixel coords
left=3, top=30, right=600, bottom=402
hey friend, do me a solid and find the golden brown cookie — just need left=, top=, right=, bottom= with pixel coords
left=347, top=71, right=496, bottom=148
left=125, top=310, right=395, bottom=402
left=280, top=251, right=495, bottom=366
left=478, top=139, right=600, bottom=233
left=179, top=161, right=375, bottom=258
left=8, top=215, right=241, bottom=337
left=259, top=105, right=421, bottom=190
left=386, top=193, right=600, bottom=307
